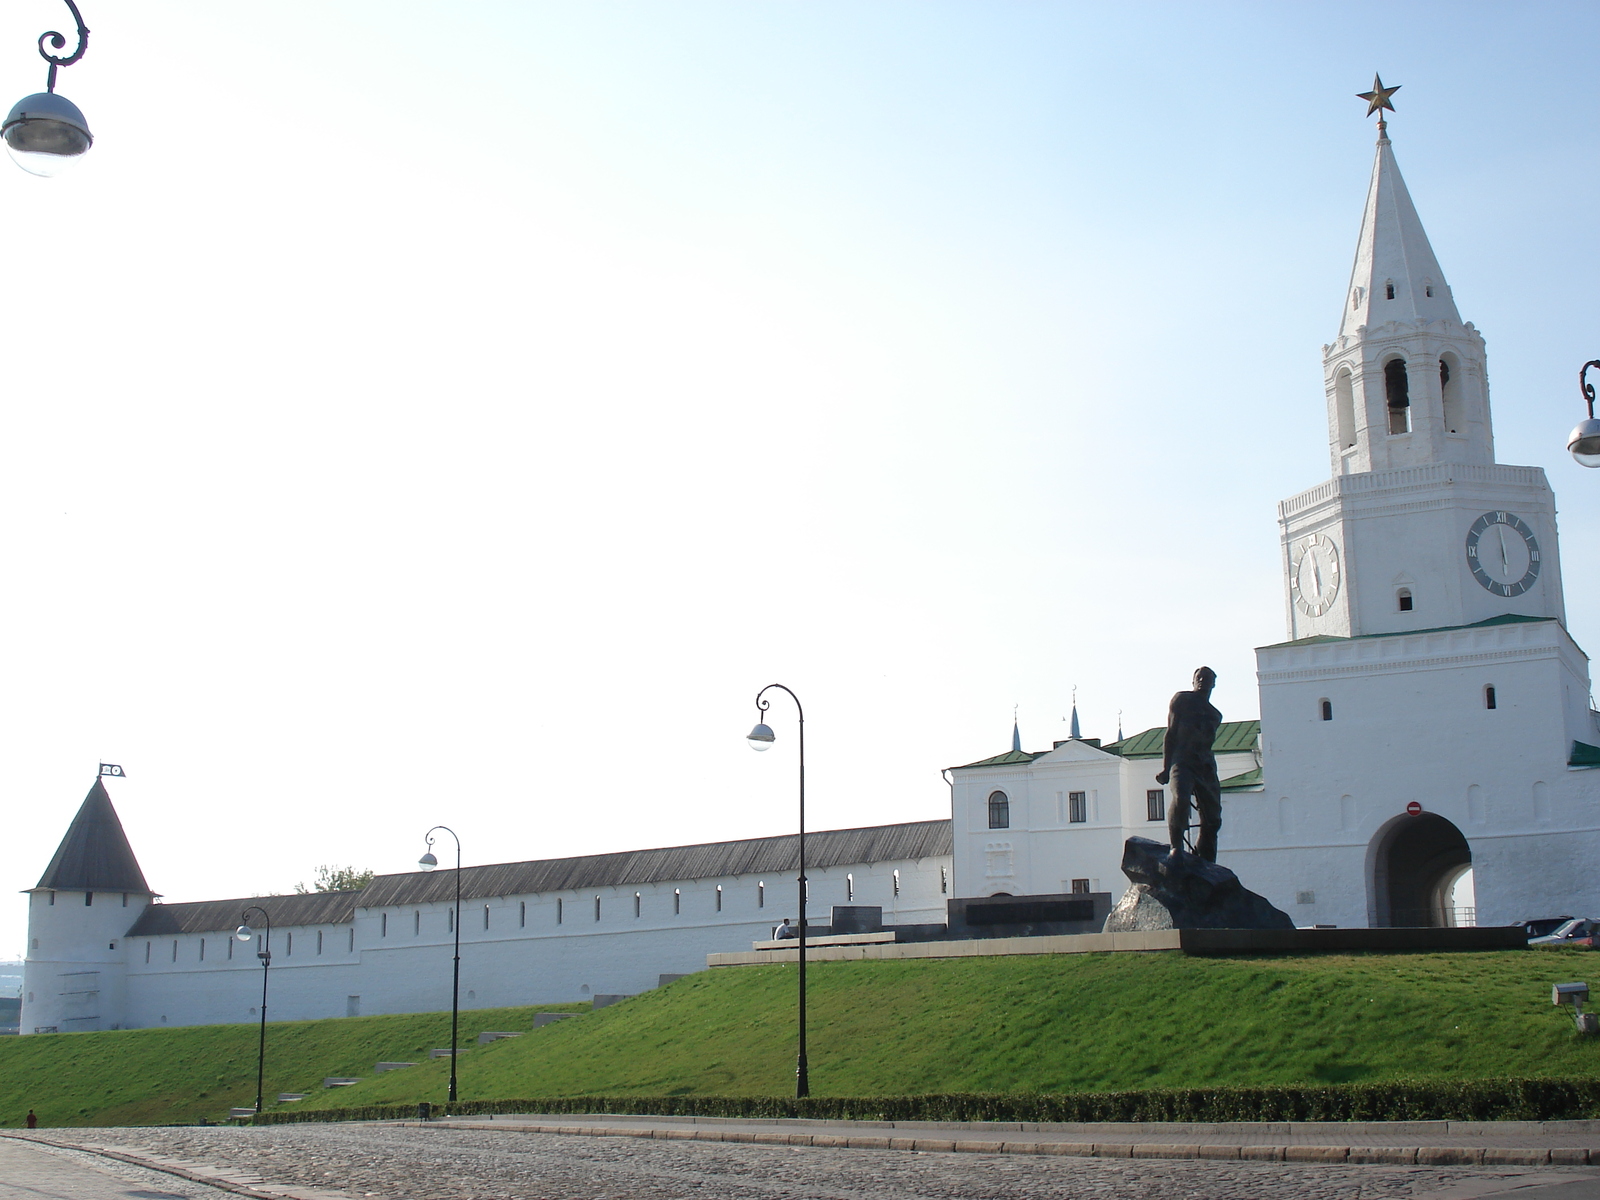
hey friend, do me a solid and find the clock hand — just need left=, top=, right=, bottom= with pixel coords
left=1498, top=526, right=1509, bottom=575
left=1311, top=554, right=1322, bottom=597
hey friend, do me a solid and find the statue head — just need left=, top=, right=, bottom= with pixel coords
left=1192, top=666, right=1217, bottom=694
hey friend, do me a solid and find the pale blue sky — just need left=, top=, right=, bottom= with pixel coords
left=1, top=2, right=1597, bottom=956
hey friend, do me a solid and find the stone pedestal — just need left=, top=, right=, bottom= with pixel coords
left=1103, top=836, right=1295, bottom=932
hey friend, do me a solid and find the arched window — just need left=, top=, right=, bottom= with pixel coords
left=1385, top=280, right=1396, bottom=300
left=1385, top=359, right=1410, bottom=434
left=1440, top=353, right=1463, bottom=434
left=1334, top=368, right=1357, bottom=450
left=1485, top=685, right=1497, bottom=710
left=987, top=791, right=1010, bottom=829
left=1397, top=587, right=1413, bottom=612
left=1321, top=699, right=1333, bottom=721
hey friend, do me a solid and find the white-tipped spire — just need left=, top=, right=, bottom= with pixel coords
left=1339, top=128, right=1460, bottom=339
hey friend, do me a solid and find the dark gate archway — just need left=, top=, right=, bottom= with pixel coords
left=1369, top=811, right=1471, bottom=928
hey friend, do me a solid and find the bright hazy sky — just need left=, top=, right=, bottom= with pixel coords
left=3, top=2, right=1598, bottom=959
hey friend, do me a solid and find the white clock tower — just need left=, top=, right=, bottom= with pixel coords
left=1279, top=117, right=1565, bottom=641
left=1232, top=95, right=1600, bottom=932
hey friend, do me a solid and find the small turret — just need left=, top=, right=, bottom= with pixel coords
left=20, top=778, right=153, bottom=1033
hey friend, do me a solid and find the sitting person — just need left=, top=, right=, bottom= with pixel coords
left=773, top=918, right=796, bottom=940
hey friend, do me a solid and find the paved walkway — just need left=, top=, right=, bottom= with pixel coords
left=0, top=1137, right=242, bottom=1200
left=15, top=1121, right=1600, bottom=1200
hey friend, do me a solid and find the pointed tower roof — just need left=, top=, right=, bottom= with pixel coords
left=1340, top=127, right=1460, bottom=338
left=1010, top=719, right=1022, bottom=754
left=35, top=778, right=150, bottom=892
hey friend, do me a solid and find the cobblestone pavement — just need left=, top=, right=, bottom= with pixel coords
left=22, top=1125, right=1600, bottom=1200
left=0, top=1136, right=238, bottom=1200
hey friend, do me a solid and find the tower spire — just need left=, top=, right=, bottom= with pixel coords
left=36, top=777, right=150, bottom=893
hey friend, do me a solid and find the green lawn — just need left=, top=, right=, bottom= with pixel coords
left=4, top=950, right=1598, bottom=1127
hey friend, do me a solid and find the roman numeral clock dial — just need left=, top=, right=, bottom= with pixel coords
left=1291, top=533, right=1341, bottom=617
left=1465, top=511, right=1541, bottom=597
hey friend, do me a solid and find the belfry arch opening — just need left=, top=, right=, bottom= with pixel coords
left=1368, top=811, right=1471, bottom=927
left=1334, top=368, right=1356, bottom=450
left=1384, top=358, right=1410, bottom=434
left=1440, top=352, right=1463, bottom=434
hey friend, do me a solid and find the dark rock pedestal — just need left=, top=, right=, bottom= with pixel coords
left=1102, top=836, right=1295, bottom=932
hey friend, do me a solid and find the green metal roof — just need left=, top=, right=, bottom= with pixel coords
left=1219, top=765, right=1264, bottom=792
left=1260, top=613, right=1554, bottom=651
left=1570, top=741, right=1600, bottom=769
left=949, top=747, right=1049, bottom=770
left=955, top=719, right=1262, bottom=769
left=1103, top=719, right=1261, bottom=760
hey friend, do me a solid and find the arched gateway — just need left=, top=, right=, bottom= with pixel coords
left=1368, top=811, right=1472, bottom=928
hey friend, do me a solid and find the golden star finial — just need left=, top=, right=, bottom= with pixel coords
left=1357, top=74, right=1401, bottom=119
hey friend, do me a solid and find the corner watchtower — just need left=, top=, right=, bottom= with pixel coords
left=20, top=777, right=153, bottom=1033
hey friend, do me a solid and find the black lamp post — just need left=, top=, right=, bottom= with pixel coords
left=419, top=825, right=462, bottom=1104
left=1568, top=361, right=1600, bottom=467
left=234, top=906, right=272, bottom=1114
left=747, top=683, right=810, bottom=1098
left=2, top=0, right=92, bottom=176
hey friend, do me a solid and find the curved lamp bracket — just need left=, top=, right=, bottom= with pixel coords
left=38, top=0, right=89, bottom=93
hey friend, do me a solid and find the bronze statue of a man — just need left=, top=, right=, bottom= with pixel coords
left=1154, top=666, right=1222, bottom=862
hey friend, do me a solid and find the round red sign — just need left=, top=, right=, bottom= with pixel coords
left=1406, top=801, right=1423, bottom=816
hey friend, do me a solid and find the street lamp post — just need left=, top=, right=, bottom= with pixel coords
left=2, top=0, right=92, bottom=176
left=419, top=826, right=462, bottom=1104
left=234, top=906, right=273, bottom=1114
left=1568, top=361, right=1600, bottom=467
left=746, top=683, right=810, bottom=1098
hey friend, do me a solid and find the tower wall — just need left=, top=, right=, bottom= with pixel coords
left=21, top=886, right=150, bottom=1033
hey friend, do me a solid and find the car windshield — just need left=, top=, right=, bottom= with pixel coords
left=1551, top=919, right=1590, bottom=938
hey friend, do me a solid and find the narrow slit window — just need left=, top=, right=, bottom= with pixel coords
left=317, top=929, right=324, bottom=955
left=446, top=909, right=453, bottom=933
left=557, top=898, right=563, bottom=925
left=483, top=905, right=490, bottom=930
left=758, top=881, right=765, bottom=908
left=940, top=866, right=948, bottom=895
left=171, top=940, right=178, bottom=962
left=634, top=892, right=642, bottom=918
left=1441, top=354, right=1463, bottom=433
left=414, top=911, right=420, bottom=935
left=349, top=929, right=355, bottom=952
left=381, top=912, right=387, bottom=938
left=987, top=790, right=1010, bottom=829
left=199, top=937, right=205, bottom=962
left=519, top=902, right=526, bottom=928
left=285, top=932, right=292, bottom=957
left=1485, top=685, right=1497, bottom=710
left=715, top=885, right=723, bottom=912
left=594, top=895, right=601, bottom=922
left=893, top=869, right=901, bottom=897
left=145, top=941, right=151, bottom=964
left=846, top=873, right=854, bottom=902
left=1321, top=699, right=1334, bottom=721
left=1398, top=587, right=1413, bottom=612
left=85, top=891, right=92, bottom=906
left=227, top=938, right=233, bottom=961
left=1385, top=281, right=1395, bottom=299
left=674, top=889, right=681, bottom=915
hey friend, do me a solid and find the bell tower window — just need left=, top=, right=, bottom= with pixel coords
left=1385, top=281, right=1396, bottom=300
left=1440, top=354, right=1463, bottom=434
left=1385, top=358, right=1410, bottom=434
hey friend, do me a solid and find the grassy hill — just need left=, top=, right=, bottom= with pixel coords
left=3, top=950, right=1598, bottom=1127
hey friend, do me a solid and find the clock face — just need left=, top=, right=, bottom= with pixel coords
left=1465, top=511, right=1541, bottom=597
left=1290, top=533, right=1341, bottom=617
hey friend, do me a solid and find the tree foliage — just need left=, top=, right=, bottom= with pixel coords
left=295, top=864, right=374, bottom=894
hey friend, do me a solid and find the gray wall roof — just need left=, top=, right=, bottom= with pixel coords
left=123, top=820, right=953, bottom=935
left=36, top=779, right=151, bottom=894
left=126, top=890, right=360, bottom=937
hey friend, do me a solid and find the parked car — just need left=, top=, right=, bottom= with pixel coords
left=1519, top=916, right=1575, bottom=940
left=1529, top=918, right=1600, bottom=947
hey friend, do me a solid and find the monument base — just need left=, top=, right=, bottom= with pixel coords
left=1103, top=836, right=1295, bottom=932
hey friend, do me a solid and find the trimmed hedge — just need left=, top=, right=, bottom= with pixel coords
left=251, top=1078, right=1600, bottom=1126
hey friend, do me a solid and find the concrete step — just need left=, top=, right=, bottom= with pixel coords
left=374, top=1061, right=416, bottom=1072
left=592, top=994, right=631, bottom=1010
left=533, top=1012, right=582, bottom=1027
left=322, top=1077, right=362, bottom=1087
left=228, top=1107, right=256, bottom=1118
left=277, top=1093, right=306, bottom=1102
left=429, top=1048, right=458, bottom=1058
left=477, top=1032, right=522, bottom=1044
